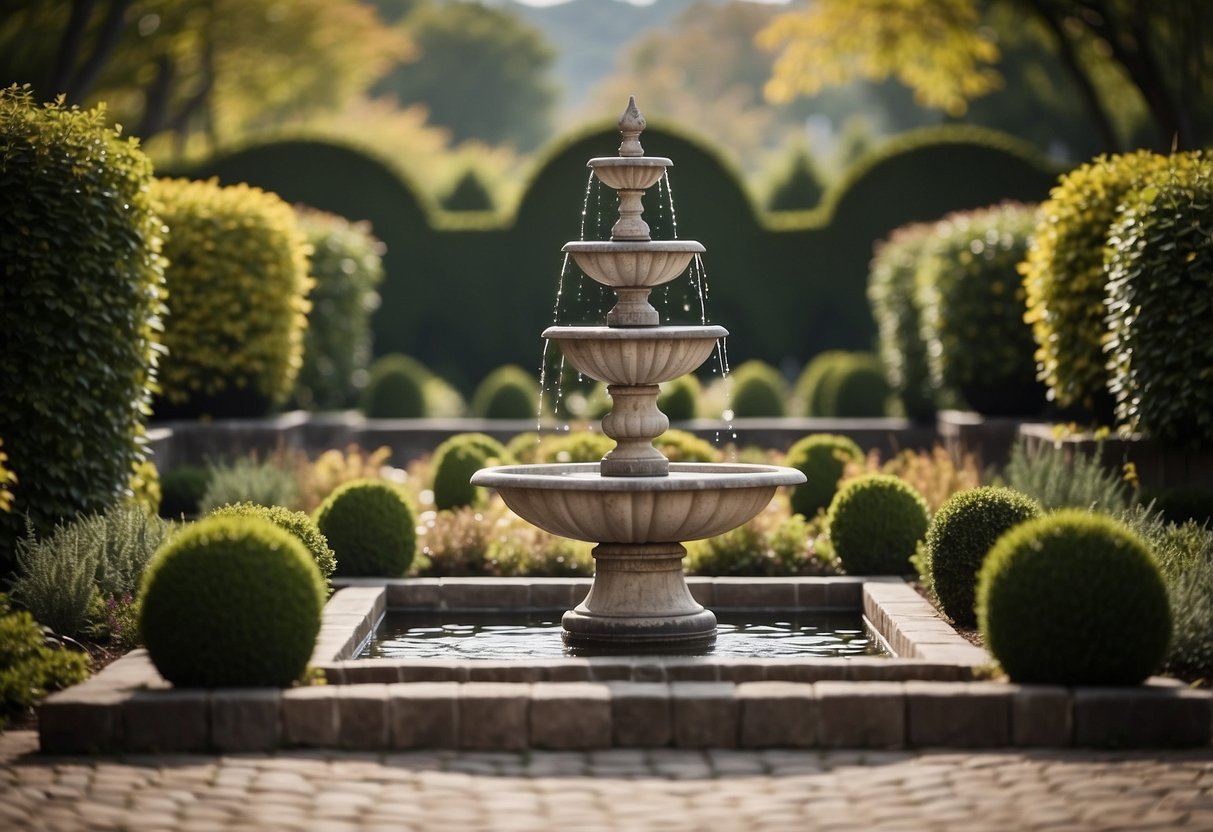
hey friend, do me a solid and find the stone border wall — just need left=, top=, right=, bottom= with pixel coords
left=38, top=579, right=1211, bottom=752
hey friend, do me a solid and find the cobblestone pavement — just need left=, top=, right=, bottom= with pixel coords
left=3, top=731, right=1212, bottom=832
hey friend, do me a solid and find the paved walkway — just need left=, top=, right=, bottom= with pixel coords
left=2, top=730, right=1211, bottom=832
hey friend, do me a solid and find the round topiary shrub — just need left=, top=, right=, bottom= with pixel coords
left=314, top=479, right=417, bottom=577
left=729, top=360, right=787, bottom=417
left=158, top=465, right=212, bottom=520
left=1104, top=155, right=1213, bottom=450
left=813, top=352, right=890, bottom=417
left=431, top=433, right=510, bottom=510
left=471, top=365, right=539, bottom=419
left=0, top=86, right=166, bottom=569
left=152, top=177, right=312, bottom=419
left=916, top=202, right=1045, bottom=416
left=976, top=510, right=1172, bottom=685
left=208, top=502, right=337, bottom=585
left=785, top=434, right=865, bottom=518
left=793, top=350, right=863, bottom=417
left=292, top=208, right=384, bottom=411
left=361, top=353, right=430, bottom=418
left=827, top=474, right=930, bottom=575
left=655, top=428, right=718, bottom=463
left=658, top=374, right=700, bottom=421
left=535, top=430, right=614, bottom=464
left=1021, top=150, right=1173, bottom=415
left=138, top=515, right=325, bottom=687
left=925, top=486, right=1041, bottom=626
left=868, top=223, right=937, bottom=422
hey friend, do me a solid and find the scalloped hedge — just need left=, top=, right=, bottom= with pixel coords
left=0, top=86, right=166, bottom=570
left=152, top=177, right=312, bottom=419
left=1105, top=155, right=1213, bottom=449
left=179, top=124, right=1057, bottom=387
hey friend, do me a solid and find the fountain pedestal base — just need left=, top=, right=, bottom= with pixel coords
left=561, top=543, right=717, bottom=645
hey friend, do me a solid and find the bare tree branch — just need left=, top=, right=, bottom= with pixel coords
left=1022, top=0, right=1120, bottom=152
left=64, top=0, right=132, bottom=103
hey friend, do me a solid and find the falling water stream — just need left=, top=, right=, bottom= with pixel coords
left=534, top=168, right=737, bottom=444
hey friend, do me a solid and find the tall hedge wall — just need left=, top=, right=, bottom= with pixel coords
left=179, top=126, right=1058, bottom=392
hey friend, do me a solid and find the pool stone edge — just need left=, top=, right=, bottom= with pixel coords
left=38, top=578, right=1212, bottom=752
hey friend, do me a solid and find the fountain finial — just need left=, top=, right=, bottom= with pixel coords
left=618, top=96, right=645, bottom=157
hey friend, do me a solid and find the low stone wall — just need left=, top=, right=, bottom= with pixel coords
left=147, top=413, right=938, bottom=470
left=39, top=580, right=1211, bottom=753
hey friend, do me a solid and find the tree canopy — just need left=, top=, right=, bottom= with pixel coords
left=0, top=0, right=409, bottom=146
left=373, top=0, right=557, bottom=151
left=760, top=0, right=1213, bottom=152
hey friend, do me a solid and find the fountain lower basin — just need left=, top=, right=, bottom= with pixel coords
left=471, top=462, right=806, bottom=644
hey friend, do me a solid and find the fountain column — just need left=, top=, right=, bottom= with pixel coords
left=470, top=97, right=805, bottom=647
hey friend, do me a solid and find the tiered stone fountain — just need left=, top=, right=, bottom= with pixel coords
left=472, top=99, right=805, bottom=646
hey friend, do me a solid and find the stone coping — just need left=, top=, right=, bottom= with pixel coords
left=38, top=578, right=1212, bottom=752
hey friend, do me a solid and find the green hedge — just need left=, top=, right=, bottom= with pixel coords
left=179, top=124, right=1058, bottom=390
left=0, top=87, right=165, bottom=570
left=293, top=208, right=385, bottom=411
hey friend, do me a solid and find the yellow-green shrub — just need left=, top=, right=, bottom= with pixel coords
left=868, top=223, right=937, bottom=422
left=1020, top=151, right=1175, bottom=414
left=152, top=178, right=312, bottom=419
left=1105, top=155, right=1213, bottom=449
left=0, top=86, right=166, bottom=569
left=293, top=208, right=384, bottom=411
left=916, top=202, right=1044, bottom=416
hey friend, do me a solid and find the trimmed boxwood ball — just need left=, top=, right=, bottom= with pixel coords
left=977, top=510, right=1172, bottom=685
left=814, top=352, right=890, bottom=417
left=138, top=515, right=325, bottom=688
left=471, top=365, right=539, bottom=419
left=431, top=433, right=510, bottom=510
left=658, top=374, right=700, bottom=421
left=827, top=474, right=929, bottom=575
left=785, top=434, right=864, bottom=518
left=728, top=360, right=787, bottom=417
left=926, top=486, right=1041, bottom=626
left=314, top=479, right=417, bottom=577
left=361, top=353, right=429, bottom=418
left=208, top=502, right=336, bottom=585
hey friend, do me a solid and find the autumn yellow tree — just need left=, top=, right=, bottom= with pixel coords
left=759, top=0, right=1213, bottom=152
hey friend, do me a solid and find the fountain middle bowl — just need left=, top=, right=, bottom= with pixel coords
left=470, top=462, right=806, bottom=544
left=543, top=324, right=727, bottom=385
left=562, top=240, right=705, bottom=288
